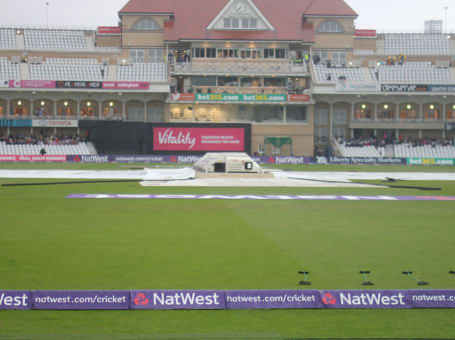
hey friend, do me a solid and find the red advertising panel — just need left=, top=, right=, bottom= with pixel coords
left=170, top=93, right=195, bottom=101
left=102, top=82, right=149, bottom=90
left=9, top=80, right=56, bottom=89
left=153, top=127, right=245, bottom=152
left=288, top=94, right=311, bottom=102
left=354, top=29, right=377, bottom=37
left=0, top=155, right=66, bottom=162
left=97, top=26, right=121, bottom=35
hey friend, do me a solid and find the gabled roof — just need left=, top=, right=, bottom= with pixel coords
left=206, top=0, right=276, bottom=31
left=305, top=0, right=358, bottom=16
left=119, top=0, right=357, bottom=42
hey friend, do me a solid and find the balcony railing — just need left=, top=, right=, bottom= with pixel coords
left=191, top=86, right=287, bottom=95
left=351, top=118, right=448, bottom=123
left=175, top=86, right=310, bottom=95
left=349, top=118, right=446, bottom=129
left=171, top=60, right=308, bottom=76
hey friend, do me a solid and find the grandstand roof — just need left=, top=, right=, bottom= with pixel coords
left=119, top=0, right=356, bottom=42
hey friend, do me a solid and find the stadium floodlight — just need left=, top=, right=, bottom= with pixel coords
left=402, top=271, right=429, bottom=285
left=298, top=271, right=311, bottom=286
left=359, top=271, right=374, bottom=286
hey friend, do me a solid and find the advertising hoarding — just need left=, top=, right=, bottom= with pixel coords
left=152, top=123, right=251, bottom=154
left=9, top=80, right=56, bottom=89
left=1, top=290, right=454, bottom=310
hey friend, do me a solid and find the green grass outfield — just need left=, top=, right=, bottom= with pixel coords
left=0, top=163, right=454, bottom=339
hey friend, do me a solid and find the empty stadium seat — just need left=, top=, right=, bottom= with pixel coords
left=29, top=58, right=105, bottom=81
left=384, top=34, right=450, bottom=56
left=394, top=144, right=455, bottom=158
left=337, top=144, right=382, bottom=157
left=375, top=64, right=451, bottom=84
left=0, top=56, right=20, bottom=79
left=311, top=63, right=365, bottom=84
left=0, top=141, right=94, bottom=155
left=0, top=29, right=17, bottom=50
left=117, top=63, right=167, bottom=82
left=24, top=29, right=88, bottom=52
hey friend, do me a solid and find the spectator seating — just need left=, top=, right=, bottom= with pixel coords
left=334, top=137, right=455, bottom=158
left=393, top=143, right=455, bottom=158
left=0, top=29, right=17, bottom=50
left=117, top=63, right=167, bottom=82
left=0, top=57, right=20, bottom=80
left=46, top=58, right=98, bottom=65
left=311, top=63, right=364, bottom=84
left=375, top=64, right=451, bottom=84
left=337, top=143, right=383, bottom=157
left=24, top=29, right=88, bottom=51
left=29, top=58, right=104, bottom=81
left=384, top=34, right=450, bottom=56
left=0, top=141, right=93, bottom=155
left=400, top=62, right=433, bottom=68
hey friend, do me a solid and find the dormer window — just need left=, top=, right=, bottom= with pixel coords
left=242, top=18, right=257, bottom=29
left=207, top=0, right=274, bottom=31
left=224, top=17, right=257, bottom=29
left=225, top=18, right=239, bottom=28
left=132, top=17, right=161, bottom=31
left=317, top=20, right=344, bottom=33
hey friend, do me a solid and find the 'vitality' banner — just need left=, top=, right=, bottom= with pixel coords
left=1, top=290, right=454, bottom=310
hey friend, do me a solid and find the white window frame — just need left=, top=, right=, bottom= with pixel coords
left=317, top=20, right=344, bottom=33
left=129, top=49, right=144, bottom=63
left=132, top=17, right=161, bottom=31
left=224, top=17, right=258, bottom=29
left=148, top=48, right=163, bottom=63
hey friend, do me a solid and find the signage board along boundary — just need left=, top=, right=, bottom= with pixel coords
left=1, top=290, right=454, bottom=310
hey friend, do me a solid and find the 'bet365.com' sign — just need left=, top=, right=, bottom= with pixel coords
left=195, top=93, right=287, bottom=102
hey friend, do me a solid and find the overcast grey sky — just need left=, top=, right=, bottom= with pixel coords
left=345, top=0, right=454, bottom=32
left=0, top=0, right=453, bottom=31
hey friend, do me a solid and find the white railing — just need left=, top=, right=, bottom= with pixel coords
left=172, top=60, right=308, bottom=75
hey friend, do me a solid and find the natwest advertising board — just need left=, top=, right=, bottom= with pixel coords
left=152, top=123, right=250, bottom=153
